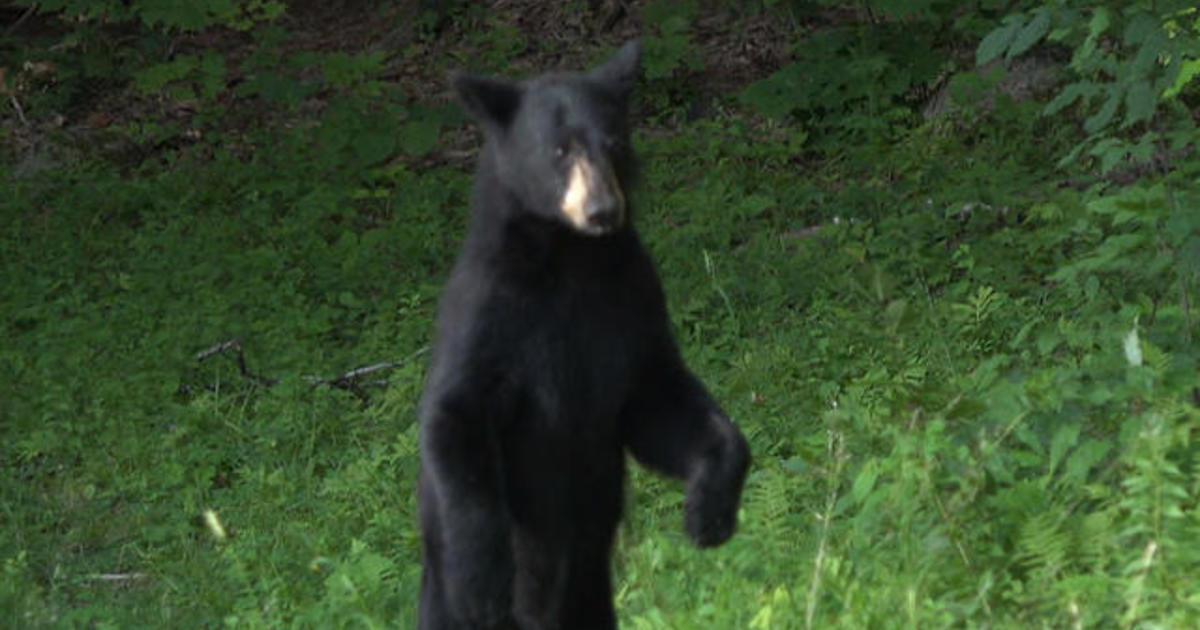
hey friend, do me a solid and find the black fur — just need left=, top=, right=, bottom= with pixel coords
left=418, top=41, right=750, bottom=630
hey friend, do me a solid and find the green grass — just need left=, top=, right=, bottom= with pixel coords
left=4, top=52, right=1200, bottom=630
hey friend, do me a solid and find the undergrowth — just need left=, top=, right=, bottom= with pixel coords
left=3, top=1, right=1199, bottom=628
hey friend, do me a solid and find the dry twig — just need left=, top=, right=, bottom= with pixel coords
left=4, top=5, right=36, bottom=38
left=192, top=339, right=428, bottom=404
left=194, top=338, right=278, bottom=386
left=305, top=346, right=429, bottom=403
left=86, top=572, right=147, bottom=582
left=9, top=94, right=29, bottom=127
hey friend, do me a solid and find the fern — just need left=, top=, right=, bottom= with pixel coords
left=1017, top=510, right=1070, bottom=586
left=747, top=463, right=802, bottom=558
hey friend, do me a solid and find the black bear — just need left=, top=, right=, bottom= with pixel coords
left=418, top=41, right=750, bottom=630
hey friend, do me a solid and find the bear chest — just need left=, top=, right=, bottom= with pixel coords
left=510, top=283, right=644, bottom=424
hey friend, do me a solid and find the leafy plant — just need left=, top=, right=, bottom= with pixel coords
left=978, top=2, right=1200, bottom=171
left=739, top=20, right=945, bottom=150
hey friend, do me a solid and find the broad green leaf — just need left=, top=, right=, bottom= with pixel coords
left=1063, top=439, right=1111, bottom=485
left=1008, top=10, right=1051, bottom=59
left=1130, top=26, right=1167, bottom=76
left=1043, top=82, right=1097, bottom=116
left=1122, top=12, right=1160, bottom=46
left=1097, top=141, right=1125, bottom=173
left=1009, top=318, right=1038, bottom=350
left=1128, top=134, right=1155, bottom=165
left=1048, top=422, right=1080, bottom=473
left=977, top=17, right=1022, bottom=65
left=851, top=459, right=879, bottom=504
left=1083, top=85, right=1121, bottom=133
left=1076, top=8, right=1111, bottom=66
left=1056, top=139, right=1087, bottom=168
left=1164, top=58, right=1200, bottom=98
left=1087, top=8, right=1111, bottom=37
left=1122, top=79, right=1156, bottom=127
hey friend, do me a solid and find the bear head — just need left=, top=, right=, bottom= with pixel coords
left=452, top=40, right=640, bottom=237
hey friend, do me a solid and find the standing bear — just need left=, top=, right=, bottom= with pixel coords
left=418, top=41, right=750, bottom=630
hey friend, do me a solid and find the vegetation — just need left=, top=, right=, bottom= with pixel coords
left=2, top=0, right=1198, bottom=627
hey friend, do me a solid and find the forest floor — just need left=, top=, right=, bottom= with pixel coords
left=4, top=2, right=1199, bottom=629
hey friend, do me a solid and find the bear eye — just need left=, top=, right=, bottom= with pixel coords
left=554, top=144, right=567, bottom=159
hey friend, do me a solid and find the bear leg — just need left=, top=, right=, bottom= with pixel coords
left=621, top=361, right=751, bottom=547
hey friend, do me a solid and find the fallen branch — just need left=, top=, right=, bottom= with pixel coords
left=305, top=346, right=429, bottom=404
left=10, top=94, right=29, bottom=127
left=3, top=5, right=36, bottom=38
left=194, top=338, right=278, bottom=387
left=191, top=339, right=428, bottom=405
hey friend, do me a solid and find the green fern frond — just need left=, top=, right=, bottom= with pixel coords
left=1018, top=510, right=1070, bottom=581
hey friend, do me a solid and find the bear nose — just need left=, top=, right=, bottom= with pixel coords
left=561, top=156, right=626, bottom=234
left=584, top=195, right=621, bottom=230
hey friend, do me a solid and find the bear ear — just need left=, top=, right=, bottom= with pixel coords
left=589, top=40, right=640, bottom=96
left=451, top=73, right=522, bottom=130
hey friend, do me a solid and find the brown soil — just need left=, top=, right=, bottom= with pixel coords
left=0, top=1, right=816, bottom=171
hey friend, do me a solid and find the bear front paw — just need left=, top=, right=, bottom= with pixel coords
left=685, top=495, right=738, bottom=547
left=683, top=426, right=749, bottom=547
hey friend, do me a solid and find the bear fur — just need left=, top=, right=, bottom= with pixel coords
left=417, top=41, right=750, bottom=630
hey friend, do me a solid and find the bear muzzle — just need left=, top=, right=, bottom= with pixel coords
left=559, top=155, right=626, bottom=236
